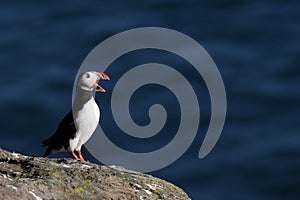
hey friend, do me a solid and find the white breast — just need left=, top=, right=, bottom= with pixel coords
left=72, top=97, right=100, bottom=150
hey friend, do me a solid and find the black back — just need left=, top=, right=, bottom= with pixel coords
left=42, top=110, right=77, bottom=157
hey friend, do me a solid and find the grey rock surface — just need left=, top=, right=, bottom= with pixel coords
left=0, top=148, right=190, bottom=200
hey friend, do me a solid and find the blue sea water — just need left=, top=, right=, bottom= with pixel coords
left=0, top=1, right=299, bottom=199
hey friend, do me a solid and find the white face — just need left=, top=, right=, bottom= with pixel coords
left=78, top=71, right=100, bottom=91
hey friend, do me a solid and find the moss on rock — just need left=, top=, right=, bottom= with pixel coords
left=0, top=148, right=190, bottom=200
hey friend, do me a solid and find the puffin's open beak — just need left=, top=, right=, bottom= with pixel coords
left=94, top=72, right=110, bottom=92
left=97, top=72, right=110, bottom=80
left=94, top=82, right=106, bottom=92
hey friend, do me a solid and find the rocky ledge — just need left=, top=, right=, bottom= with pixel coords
left=0, top=148, right=190, bottom=200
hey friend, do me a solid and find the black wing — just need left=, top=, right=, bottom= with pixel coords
left=42, top=110, right=77, bottom=157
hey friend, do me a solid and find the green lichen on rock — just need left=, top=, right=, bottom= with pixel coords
left=0, top=148, right=191, bottom=200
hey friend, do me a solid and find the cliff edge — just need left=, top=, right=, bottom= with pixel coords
left=0, top=148, right=190, bottom=200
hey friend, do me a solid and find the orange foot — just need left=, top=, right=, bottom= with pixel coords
left=70, top=150, right=84, bottom=161
left=77, top=150, right=84, bottom=161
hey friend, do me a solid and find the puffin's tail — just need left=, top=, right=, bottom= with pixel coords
left=42, top=148, right=52, bottom=157
left=42, top=136, right=54, bottom=147
left=42, top=137, right=54, bottom=157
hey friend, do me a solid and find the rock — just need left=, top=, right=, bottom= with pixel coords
left=0, top=148, right=191, bottom=200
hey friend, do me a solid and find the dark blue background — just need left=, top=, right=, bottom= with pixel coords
left=0, top=1, right=299, bottom=199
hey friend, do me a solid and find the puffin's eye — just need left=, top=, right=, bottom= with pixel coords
left=86, top=73, right=91, bottom=79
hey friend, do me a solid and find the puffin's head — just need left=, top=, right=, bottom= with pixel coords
left=78, top=71, right=110, bottom=92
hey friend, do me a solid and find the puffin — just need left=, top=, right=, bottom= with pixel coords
left=42, top=71, right=110, bottom=160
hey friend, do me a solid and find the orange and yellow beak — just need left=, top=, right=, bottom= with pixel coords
left=97, top=72, right=110, bottom=80
left=94, top=72, right=110, bottom=92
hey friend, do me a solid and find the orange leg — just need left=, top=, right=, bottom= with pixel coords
left=71, top=150, right=80, bottom=160
left=77, top=150, right=84, bottom=161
